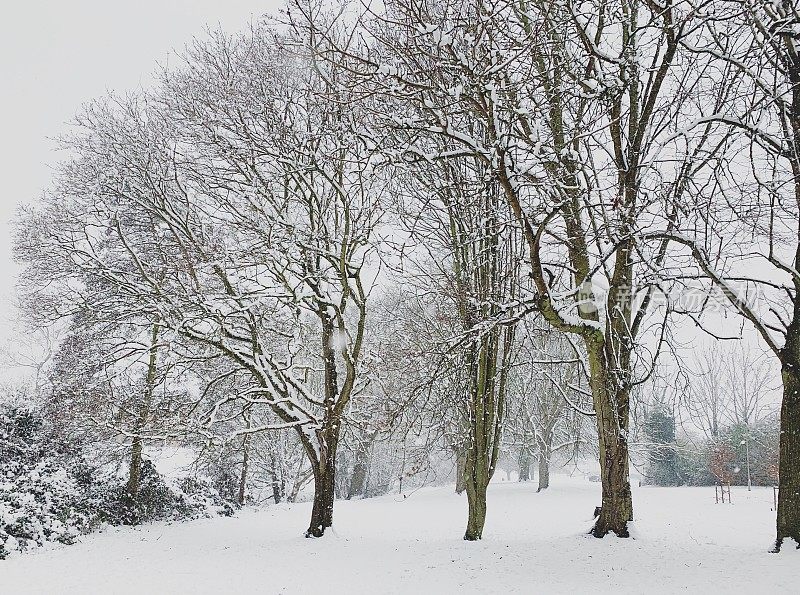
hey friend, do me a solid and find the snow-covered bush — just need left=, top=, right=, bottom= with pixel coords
left=1, top=406, right=235, bottom=559
left=0, top=407, right=96, bottom=558
left=90, top=461, right=235, bottom=526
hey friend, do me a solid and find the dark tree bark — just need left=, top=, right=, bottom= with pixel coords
left=306, top=433, right=338, bottom=538
left=777, top=315, right=800, bottom=550
left=464, top=472, right=488, bottom=541
left=587, top=335, right=633, bottom=537
left=126, top=437, right=144, bottom=499
left=776, top=57, right=800, bottom=551
left=271, top=476, right=283, bottom=504
left=304, top=316, right=346, bottom=538
left=307, top=472, right=335, bottom=537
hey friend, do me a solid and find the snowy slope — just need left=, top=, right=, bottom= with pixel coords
left=2, top=477, right=796, bottom=594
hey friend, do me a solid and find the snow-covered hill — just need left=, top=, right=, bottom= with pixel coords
left=2, top=476, right=796, bottom=594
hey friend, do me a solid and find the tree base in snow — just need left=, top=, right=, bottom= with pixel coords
left=590, top=506, right=630, bottom=538
left=772, top=537, right=800, bottom=553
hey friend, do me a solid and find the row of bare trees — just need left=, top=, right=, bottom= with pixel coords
left=294, top=0, right=800, bottom=548
left=13, top=0, right=800, bottom=550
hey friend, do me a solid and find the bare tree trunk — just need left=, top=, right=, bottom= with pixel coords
left=347, top=447, right=368, bottom=500
left=464, top=456, right=488, bottom=541
left=588, top=339, right=633, bottom=538
left=306, top=317, right=341, bottom=535
left=271, top=474, right=283, bottom=503
left=537, top=445, right=551, bottom=492
left=455, top=449, right=467, bottom=494
left=775, top=96, right=800, bottom=550
left=126, top=323, right=159, bottom=499
left=777, top=315, right=800, bottom=550
left=306, top=433, right=338, bottom=538
left=462, top=327, right=511, bottom=541
left=126, top=437, right=144, bottom=498
left=518, top=449, right=531, bottom=482
left=238, top=430, right=250, bottom=506
left=270, top=454, right=284, bottom=504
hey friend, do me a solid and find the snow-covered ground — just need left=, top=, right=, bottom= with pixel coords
left=2, top=476, right=796, bottom=594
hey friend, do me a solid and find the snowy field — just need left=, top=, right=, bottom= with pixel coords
left=2, top=476, right=796, bottom=594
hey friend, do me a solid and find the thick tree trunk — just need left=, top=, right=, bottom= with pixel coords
left=455, top=450, right=467, bottom=494
left=306, top=452, right=337, bottom=538
left=772, top=64, right=800, bottom=552
left=518, top=450, right=531, bottom=482
left=464, top=456, right=489, bottom=541
left=537, top=447, right=550, bottom=492
left=776, top=322, right=800, bottom=550
left=587, top=337, right=633, bottom=538
left=305, top=414, right=340, bottom=537
left=126, top=437, right=144, bottom=498
left=592, top=430, right=633, bottom=537
left=464, top=486, right=486, bottom=541
left=304, top=315, right=346, bottom=537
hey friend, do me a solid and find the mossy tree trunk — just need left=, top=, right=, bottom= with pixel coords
left=436, top=163, right=519, bottom=540
left=462, top=326, right=514, bottom=541
left=464, top=468, right=488, bottom=540
left=493, top=0, right=686, bottom=541
left=586, top=328, right=634, bottom=537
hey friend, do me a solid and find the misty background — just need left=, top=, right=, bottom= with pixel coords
left=0, top=0, right=277, bottom=355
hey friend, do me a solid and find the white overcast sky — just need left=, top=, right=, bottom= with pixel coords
left=0, top=1, right=780, bottom=398
left=0, top=0, right=280, bottom=348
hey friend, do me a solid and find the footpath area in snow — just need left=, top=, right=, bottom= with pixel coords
left=1, top=476, right=797, bottom=594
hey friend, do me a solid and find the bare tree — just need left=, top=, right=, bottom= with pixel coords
left=15, top=25, right=382, bottom=537
left=303, top=0, right=713, bottom=537
left=667, top=0, right=800, bottom=549
left=505, top=319, right=591, bottom=491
